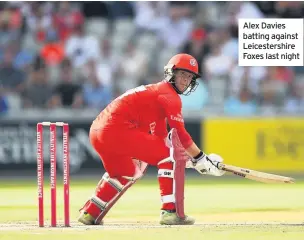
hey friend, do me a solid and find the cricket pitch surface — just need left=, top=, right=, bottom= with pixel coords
left=1, top=177, right=303, bottom=239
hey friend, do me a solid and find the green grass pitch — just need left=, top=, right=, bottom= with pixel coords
left=0, top=176, right=303, bottom=240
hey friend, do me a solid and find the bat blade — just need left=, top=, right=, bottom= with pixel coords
left=218, top=163, right=295, bottom=184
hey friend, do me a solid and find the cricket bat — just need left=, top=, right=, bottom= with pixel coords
left=218, top=163, right=295, bottom=184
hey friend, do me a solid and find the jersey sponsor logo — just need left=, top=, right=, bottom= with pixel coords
left=149, top=122, right=156, bottom=135
left=170, top=114, right=184, bottom=123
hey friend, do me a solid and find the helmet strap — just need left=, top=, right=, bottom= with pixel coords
left=170, top=76, right=183, bottom=95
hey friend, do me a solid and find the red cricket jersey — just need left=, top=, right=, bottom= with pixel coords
left=93, top=81, right=193, bottom=149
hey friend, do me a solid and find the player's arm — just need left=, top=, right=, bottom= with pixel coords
left=158, top=94, right=203, bottom=158
left=184, top=135, right=226, bottom=177
left=158, top=95, right=225, bottom=177
left=185, top=142, right=201, bottom=158
left=158, top=94, right=193, bottom=149
left=185, top=138, right=226, bottom=177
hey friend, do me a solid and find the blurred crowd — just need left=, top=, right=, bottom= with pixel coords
left=0, top=1, right=303, bottom=116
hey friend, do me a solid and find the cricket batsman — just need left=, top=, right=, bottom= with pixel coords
left=78, top=53, right=225, bottom=225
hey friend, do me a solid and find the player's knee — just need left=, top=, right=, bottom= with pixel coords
left=158, top=159, right=175, bottom=179
left=158, top=161, right=173, bottom=170
left=89, top=173, right=132, bottom=212
left=102, top=172, right=128, bottom=192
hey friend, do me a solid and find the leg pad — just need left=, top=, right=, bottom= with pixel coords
left=93, top=160, right=148, bottom=224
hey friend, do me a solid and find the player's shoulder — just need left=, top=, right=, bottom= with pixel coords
left=155, top=81, right=182, bottom=107
left=153, top=81, right=177, bottom=95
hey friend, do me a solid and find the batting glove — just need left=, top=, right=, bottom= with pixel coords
left=186, top=153, right=225, bottom=177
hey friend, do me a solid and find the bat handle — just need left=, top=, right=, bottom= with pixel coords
left=217, top=162, right=224, bottom=170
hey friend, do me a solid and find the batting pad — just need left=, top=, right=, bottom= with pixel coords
left=94, top=159, right=148, bottom=224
